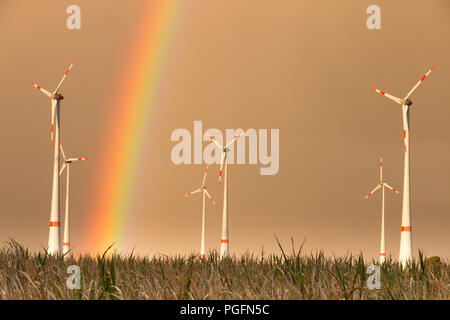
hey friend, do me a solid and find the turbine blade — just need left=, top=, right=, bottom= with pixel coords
left=405, top=65, right=437, bottom=99
left=203, top=130, right=223, bottom=149
left=59, top=163, right=67, bottom=176
left=31, top=82, right=52, bottom=98
left=363, top=184, right=382, bottom=200
left=204, top=189, right=217, bottom=206
left=67, top=157, right=88, bottom=162
left=225, top=129, right=249, bottom=148
left=380, top=153, right=383, bottom=182
left=54, top=59, right=76, bottom=94
left=371, top=88, right=402, bottom=104
left=201, top=165, right=210, bottom=188
left=51, top=100, right=57, bottom=145
left=383, top=183, right=401, bottom=195
left=60, top=144, right=66, bottom=161
left=184, top=188, right=202, bottom=198
left=218, top=152, right=226, bottom=187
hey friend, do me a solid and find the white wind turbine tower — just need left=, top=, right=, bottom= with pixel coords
left=31, top=59, right=76, bottom=255
left=184, top=165, right=217, bottom=257
left=59, top=144, right=88, bottom=257
left=363, top=154, right=401, bottom=263
left=371, top=65, right=436, bottom=266
left=204, top=129, right=248, bottom=258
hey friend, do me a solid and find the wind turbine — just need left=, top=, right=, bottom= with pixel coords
left=31, top=59, right=76, bottom=255
left=184, top=165, right=217, bottom=257
left=204, top=129, right=248, bottom=258
left=371, top=65, right=436, bottom=266
left=363, top=154, right=401, bottom=263
left=59, top=144, right=88, bottom=257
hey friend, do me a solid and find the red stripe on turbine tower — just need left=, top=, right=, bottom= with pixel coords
left=401, top=226, right=411, bottom=232
left=50, top=221, right=60, bottom=227
left=221, top=239, right=229, bottom=243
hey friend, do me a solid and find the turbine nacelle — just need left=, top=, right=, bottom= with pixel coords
left=400, top=99, right=412, bottom=106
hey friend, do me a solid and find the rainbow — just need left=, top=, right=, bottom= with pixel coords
left=84, top=1, right=184, bottom=253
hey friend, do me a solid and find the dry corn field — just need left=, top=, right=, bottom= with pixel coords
left=0, top=240, right=448, bottom=300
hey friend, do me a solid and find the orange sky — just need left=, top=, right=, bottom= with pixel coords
left=0, top=0, right=448, bottom=260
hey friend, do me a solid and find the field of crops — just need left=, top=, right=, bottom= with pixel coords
left=0, top=240, right=448, bottom=300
